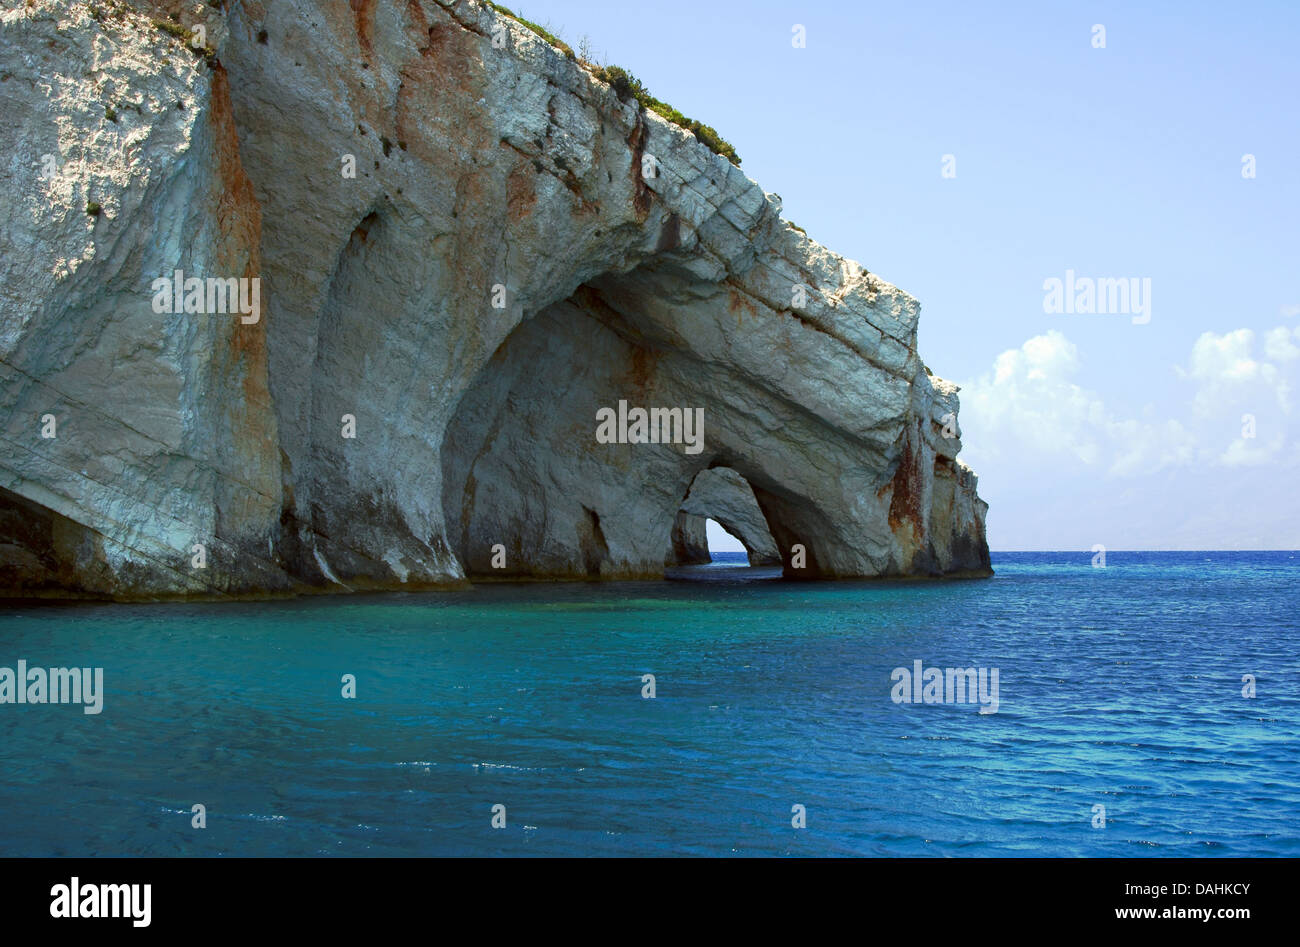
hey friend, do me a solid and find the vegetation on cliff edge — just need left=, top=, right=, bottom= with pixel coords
left=486, top=3, right=740, bottom=166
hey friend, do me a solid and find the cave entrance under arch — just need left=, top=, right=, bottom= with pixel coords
left=663, top=466, right=783, bottom=574
left=440, top=262, right=854, bottom=582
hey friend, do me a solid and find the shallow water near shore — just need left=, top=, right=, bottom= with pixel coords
left=0, top=551, right=1296, bottom=856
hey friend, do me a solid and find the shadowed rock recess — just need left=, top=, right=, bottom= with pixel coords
left=0, top=0, right=990, bottom=600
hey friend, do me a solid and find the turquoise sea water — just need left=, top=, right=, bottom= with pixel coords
left=0, top=551, right=1296, bottom=857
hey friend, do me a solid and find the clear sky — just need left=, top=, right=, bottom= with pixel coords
left=517, top=0, right=1299, bottom=550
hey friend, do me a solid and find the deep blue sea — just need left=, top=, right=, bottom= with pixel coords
left=0, top=551, right=1296, bottom=857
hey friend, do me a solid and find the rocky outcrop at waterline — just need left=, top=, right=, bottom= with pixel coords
left=0, top=0, right=990, bottom=600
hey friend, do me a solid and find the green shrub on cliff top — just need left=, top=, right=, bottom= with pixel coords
left=591, top=65, right=741, bottom=166
left=484, top=4, right=740, bottom=166
left=487, top=3, right=575, bottom=59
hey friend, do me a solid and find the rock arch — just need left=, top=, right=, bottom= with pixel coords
left=438, top=251, right=987, bottom=581
left=667, top=468, right=781, bottom=567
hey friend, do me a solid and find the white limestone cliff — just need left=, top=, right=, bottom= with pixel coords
left=0, top=0, right=989, bottom=599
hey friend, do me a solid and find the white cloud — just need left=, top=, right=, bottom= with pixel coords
left=1264, top=326, right=1300, bottom=362
left=961, top=330, right=1194, bottom=476
left=1219, top=433, right=1286, bottom=467
left=1176, top=326, right=1299, bottom=466
left=1181, top=328, right=1290, bottom=414
left=964, top=326, right=1300, bottom=550
left=962, top=325, right=1300, bottom=476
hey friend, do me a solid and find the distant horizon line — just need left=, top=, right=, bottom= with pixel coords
left=988, top=548, right=1299, bottom=554
left=706, top=548, right=1299, bottom=555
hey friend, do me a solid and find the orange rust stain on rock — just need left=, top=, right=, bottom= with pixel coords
left=627, top=116, right=652, bottom=219
left=420, top=22, right=455, bottom=61
left=396, top=18, right=487, bottom=163
left=886, top=432, right=924, bottom=539
left=403, top=0, right=429, bottom=33
left=506, top=160, right=537, bottom=218
left=350, top=0, right=377, bottom=57
left=351, top=211, right=378, bottom=245
left=208, top=64, right=268, bottom=409
left=628, top=346, right=660, bottom=394
left=726, top=287, right=758, bottom=318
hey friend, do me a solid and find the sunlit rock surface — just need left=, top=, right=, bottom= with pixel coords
left=0, top=0, right=989, bottom=599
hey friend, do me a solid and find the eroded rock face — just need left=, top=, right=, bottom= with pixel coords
left=0, top=0, right=990, bottom=599
left=0, top=1, right=282, bottom=598
left=668, top=512, right=712, bottom=566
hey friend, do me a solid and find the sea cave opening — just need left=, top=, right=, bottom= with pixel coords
left=440, top=262, right=842, bottom=582
left=662, top=465, right=784, bottom=578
